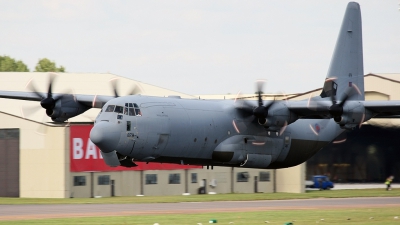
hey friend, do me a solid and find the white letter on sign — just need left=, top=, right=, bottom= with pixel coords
left=73, top=138, right=84, bottom=159
left=85, top=139, right=98, bottom=159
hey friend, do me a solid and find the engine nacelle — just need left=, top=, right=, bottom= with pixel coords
left=46, top=95, right=91, bottom=122
left=258, top=103, right=298, bottom=131
left=336, top=102, right=373, bottom=129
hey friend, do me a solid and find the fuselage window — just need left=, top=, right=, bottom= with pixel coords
left=127, top=121, right=131, bottom=131
left=124, top=107, right=128, bottom=115
left=105, top=105, right=115, bottom=112
left=114, top=106, right=124, bottom=113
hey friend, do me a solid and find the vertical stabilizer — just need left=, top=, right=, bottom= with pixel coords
left=321, top=2, right=364, bottom=101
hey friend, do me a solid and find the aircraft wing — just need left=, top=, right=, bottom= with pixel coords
left=75, top=94, right=114, bottom=108
left=287, top=100, right=400, bottom=119
left=287, top=101, right=331, bottom=119
left=0, top=90, right=114, bottom=108
left=363, top=101, right=400, bottom=118
left=0, top=90, right=43, bottom=101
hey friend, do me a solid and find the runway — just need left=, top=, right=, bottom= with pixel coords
left=1, top=197, right=400, bottom=221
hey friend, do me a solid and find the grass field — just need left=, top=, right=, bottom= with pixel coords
left=1, top=189, right=400, bottom=224
left=1, top=188, right=400, bottom=205
left=0, top=207, right=399, bottom=224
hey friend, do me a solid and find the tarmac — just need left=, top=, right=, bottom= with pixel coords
left=333, top=183, right=392, bottom=190
left=0, top=184, right=397, bottom=221
left=0, top=197, right=399, bottom=221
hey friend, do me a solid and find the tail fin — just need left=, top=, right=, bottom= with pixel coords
left=320, top=2, right=364, bottom=101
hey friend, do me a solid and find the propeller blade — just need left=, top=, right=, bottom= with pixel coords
left=264, top=98, right=275, bottom=110
left=47, top=73, right=56, bottom=98
left=328, top=85, right=363, bottom=122
left=236, top=105, right=255, bottom=117
left=128, top=83, right=143, bottom=96
left=256, top=80, right=265, bottom=107
left=331, top=93, right=336, bottom=104
left=338, top=87, right=354, bottom=107
left=20, top=105, right=42, bottom=119
left=35, top=112, right=49, bottom=136
left=52, top=88, right=73, bottom=102
left=234, top=91, right=256, bottom=117
left=333, top=132, right=347, bottom=144
left=109, top=78, right=120, bottom=98
left=232, top=119, right=248, bottom=134
left=25, top=79, right=45, bottom=99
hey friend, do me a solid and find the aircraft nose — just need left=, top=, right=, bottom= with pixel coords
left=90, top=121, right=121, bottom=153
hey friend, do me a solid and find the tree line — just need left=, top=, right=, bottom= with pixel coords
left=0, top=55, right=65, bottom=72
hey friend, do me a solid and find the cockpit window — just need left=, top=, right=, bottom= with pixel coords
left=134, top=103, right=141, bottom=116
left=114, top=106, right=124, bottom=113
left=128, top=108, right=135, bottom=116
left=124, top=103, right=142, bottom=116
left=135, top=108, right=142, bottom=116
left=105, top=105, right=115, bottom=112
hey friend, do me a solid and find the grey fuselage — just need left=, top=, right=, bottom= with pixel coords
left=91, top=95, right=344, bottom=169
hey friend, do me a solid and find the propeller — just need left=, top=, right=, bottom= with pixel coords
left=26, top=74, right=64, bottom=117
left=328, top=85, right=359, bottom=123
left=251, top=80, right=276, bottom=124
left=233, top=80, right=278, bottom=133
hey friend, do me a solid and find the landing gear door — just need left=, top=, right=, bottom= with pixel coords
left=276, top=132, right=291, bottom=162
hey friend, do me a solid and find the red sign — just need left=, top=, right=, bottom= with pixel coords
left=70, top=125, right=201, bottom=172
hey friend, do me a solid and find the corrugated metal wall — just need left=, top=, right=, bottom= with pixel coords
left=0, top=129, right=19, bottom=197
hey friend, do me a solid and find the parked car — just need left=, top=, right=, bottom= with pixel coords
left=305, top=175, right=334, bottom=190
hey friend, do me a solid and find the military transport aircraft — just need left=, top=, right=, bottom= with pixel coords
left=1, top=2, right=399, bottom=169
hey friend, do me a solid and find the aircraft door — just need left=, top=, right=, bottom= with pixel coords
left=186, top=110, right=215, bottom=158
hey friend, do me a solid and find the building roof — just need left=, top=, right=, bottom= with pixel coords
left=366, top=73, right=400, bottom=82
